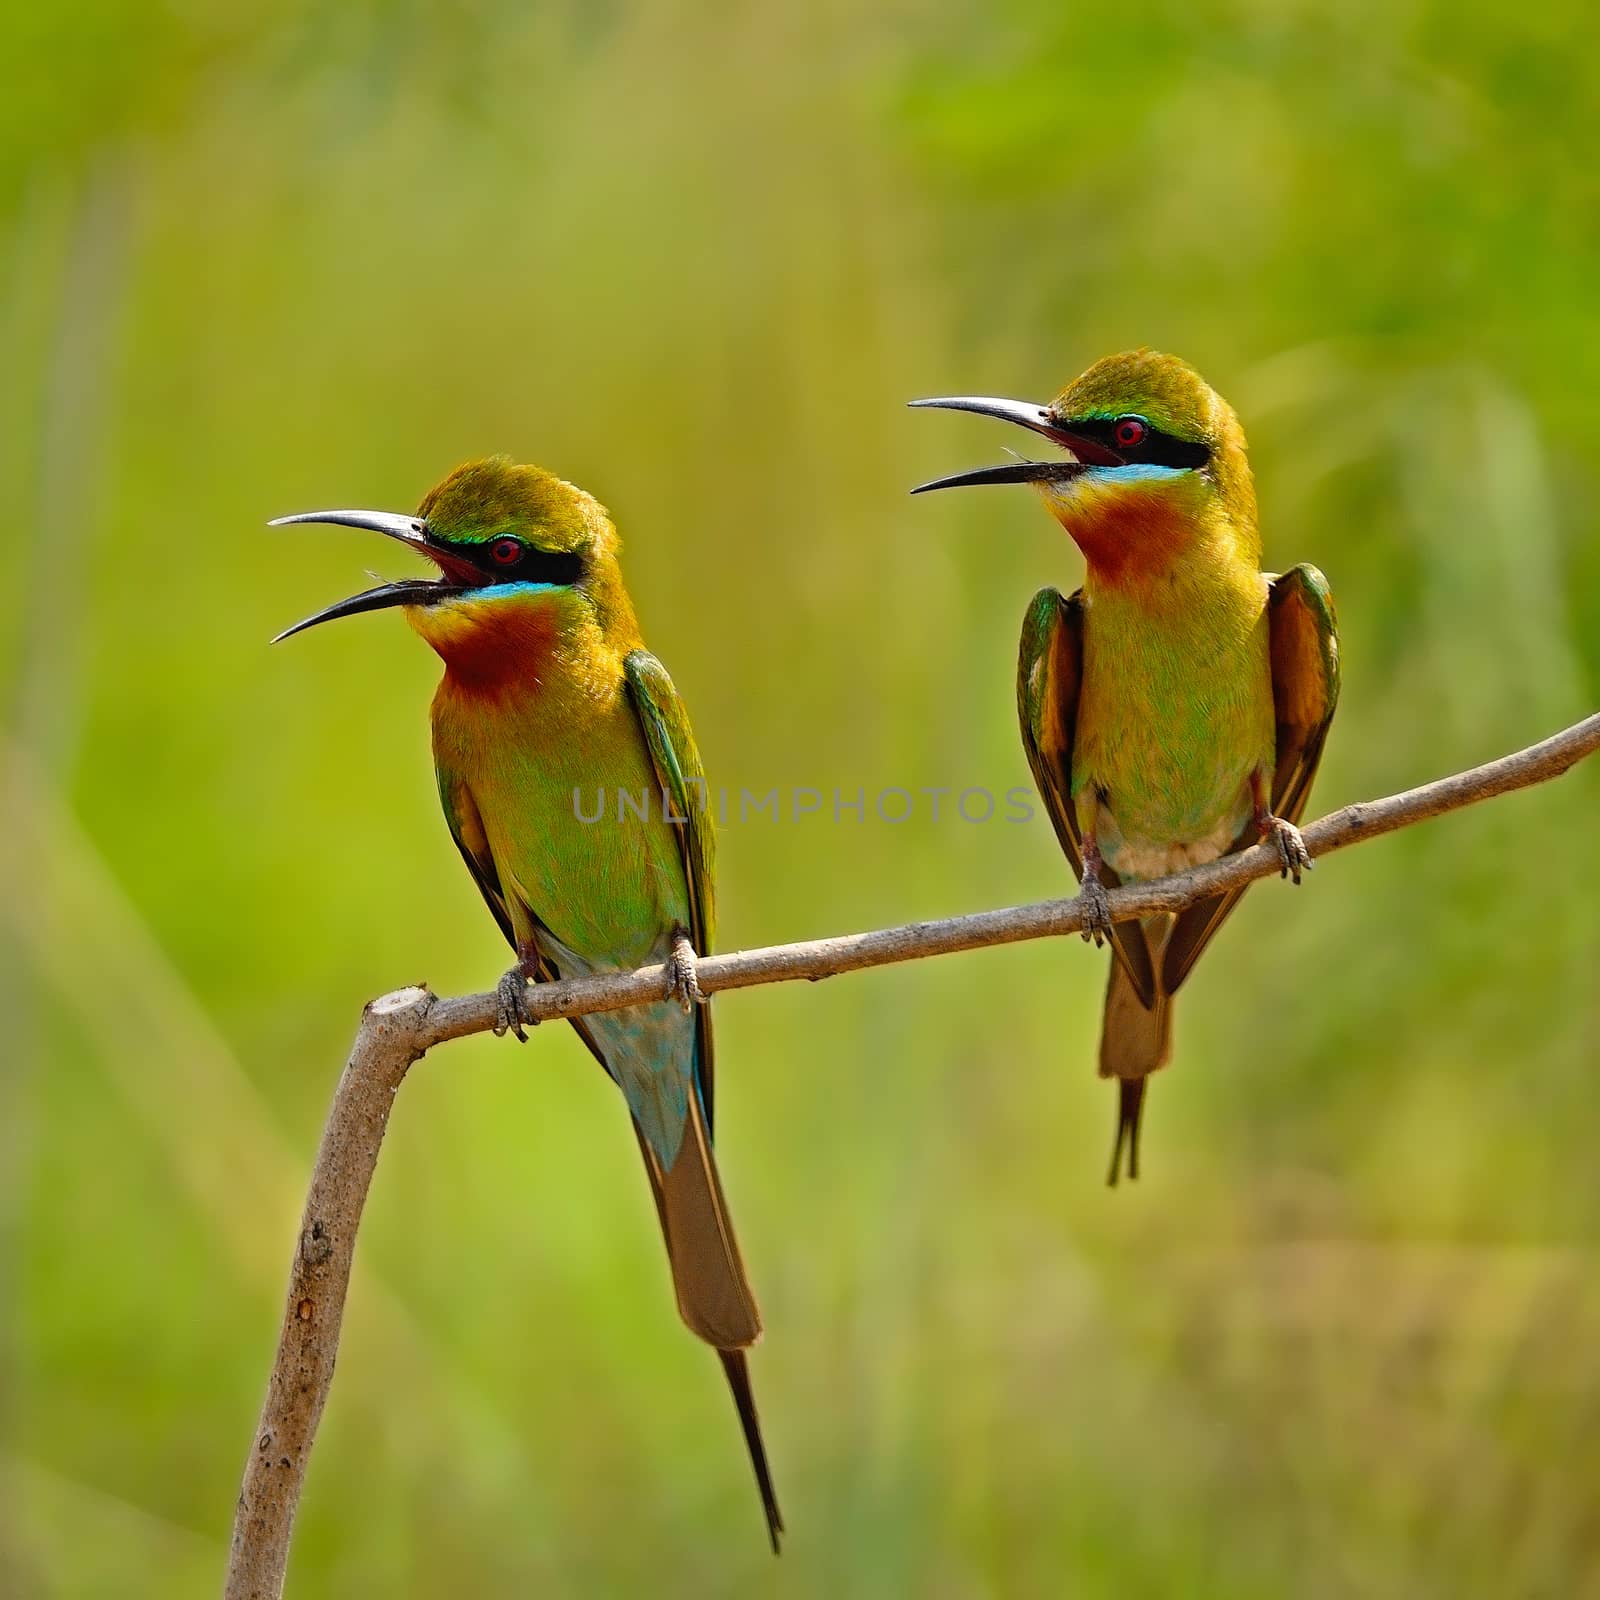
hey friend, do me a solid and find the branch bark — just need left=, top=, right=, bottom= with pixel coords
left=224, top=709, right=1600, bottom=1597
left=225, top=988, right=436, bottom=1600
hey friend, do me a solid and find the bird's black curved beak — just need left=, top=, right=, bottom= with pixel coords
left=907, top=395, right=1124, bottom=493
left=268, top=508, right=480, bottom=642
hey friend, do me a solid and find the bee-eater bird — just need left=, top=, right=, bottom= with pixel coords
left=911, top=350, right=1339, bottom=1185
left=271, top=457, right=782, bottom=1549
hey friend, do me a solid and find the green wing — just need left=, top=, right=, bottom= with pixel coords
left=1161, top=563, right=1340, bottom=992
left=623, top=649, right=719, bottom=1123
left=1017, top=586, right=1157, bottom=1009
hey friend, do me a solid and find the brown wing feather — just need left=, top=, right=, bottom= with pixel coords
left=1161, top=565, right=1340, bottom=993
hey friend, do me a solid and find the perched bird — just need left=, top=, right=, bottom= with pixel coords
left=272, top=457, right=782, bottom=1549
left=911, top=351, right=1339, bottom=1184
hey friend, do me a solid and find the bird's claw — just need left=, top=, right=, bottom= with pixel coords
left=1076, top=876, right=1114, bottom=946
left=665, top=932, right=705, bottom=1014
left=1262, top=815, right=1313, bottom=884
left=494, top=967, right=537, bottom=1042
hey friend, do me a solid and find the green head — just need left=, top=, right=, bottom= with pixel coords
left=270, top=456, right=638, bottom=653
left=910, top=350, right=1257, bottom=574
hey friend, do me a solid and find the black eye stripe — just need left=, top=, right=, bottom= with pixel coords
left=514, top=548, right=586, bottom=585
left=1067, top=417, right=1211, bottom=471
left=440, top=537, right=587, bottom=586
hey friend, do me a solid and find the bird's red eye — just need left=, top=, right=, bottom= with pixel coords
left=489, top=537, right=523, bottom=566
left=1113, top=416, right=1148, bottom=450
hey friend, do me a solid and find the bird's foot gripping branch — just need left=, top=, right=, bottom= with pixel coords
left=225, top=708, right=1600, bottom=1598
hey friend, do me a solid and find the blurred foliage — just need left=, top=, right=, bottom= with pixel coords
left=4, top=0, right=1599, bottom=1595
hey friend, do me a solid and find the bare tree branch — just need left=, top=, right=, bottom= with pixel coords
left=225, top=988, right=436, bottom=1600
left=224, top=709, right=1600, bottom=1597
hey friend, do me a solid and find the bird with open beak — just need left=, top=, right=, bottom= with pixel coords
left=272, top=457, right=783, bottom=1550
left=912, top=350, right=1339, bottom=1183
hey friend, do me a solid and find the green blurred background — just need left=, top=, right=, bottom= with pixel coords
left=5, top=2, right=1599, bottom=1594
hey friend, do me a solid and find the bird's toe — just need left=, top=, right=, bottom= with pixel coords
left=1077, top=878, right=1114, bottom=946
left=495, top=968, right=535, bottom=1042
left=665, top=931, right=705, bottom=1013
left=1266, top=817, right=1313, bottom=885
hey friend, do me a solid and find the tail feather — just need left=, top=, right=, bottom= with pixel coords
left=637, top=1092, right=762, bottom=1348
left=1099, top=920, right=1174, bottom=1186
left=719, top=1350, right=784, bottom=1552
left=635, top=1095, right=781, bottom=1550
left=1106, top=1079, right=1146, bottom=1187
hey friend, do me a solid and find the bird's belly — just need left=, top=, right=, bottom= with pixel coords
left=1073, top=610, right=1273, bottom=885
left=1090, top=737, right=1256, bottom=882
left=434, top=688, right=688, bottom=969
left=1099, top=807, right=1244, bottom=881
left=500, top=782, right=678, bottom=966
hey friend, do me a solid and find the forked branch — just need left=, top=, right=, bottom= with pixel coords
left=225, top=709, right=1600, bottom=1598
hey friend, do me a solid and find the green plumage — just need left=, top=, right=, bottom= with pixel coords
left=916, top=350, right=1341, bottom=1182
left=273, top=457, right=781, bottom=1550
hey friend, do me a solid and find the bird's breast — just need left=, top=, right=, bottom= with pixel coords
left=431, top=662, right=689, bottom=967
